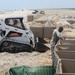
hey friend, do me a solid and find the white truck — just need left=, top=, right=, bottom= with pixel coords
left=0, top=16, right=35, bottom=52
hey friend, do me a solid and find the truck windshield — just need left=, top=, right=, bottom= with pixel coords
left=5, top=18, right=25, bottom=30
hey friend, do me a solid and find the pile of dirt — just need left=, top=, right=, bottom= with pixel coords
left=62, top=28, right=75, bottom=39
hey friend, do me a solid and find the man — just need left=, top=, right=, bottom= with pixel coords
left=5, top=19, right=10, bottom=25
left=50, top=26, right=64, bottom=74
left=14, top=20, right=18, bottom=27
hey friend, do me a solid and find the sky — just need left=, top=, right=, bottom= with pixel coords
left=0, top=0, right=75, bottom=11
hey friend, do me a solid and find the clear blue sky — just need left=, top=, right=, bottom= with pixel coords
left=0, top=0, right=75, bottom=11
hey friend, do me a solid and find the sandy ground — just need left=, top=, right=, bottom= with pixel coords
left=0, top=50, right=52, bottom=75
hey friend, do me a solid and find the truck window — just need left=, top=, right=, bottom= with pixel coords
left=5, top=19, right=23, bottom=29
